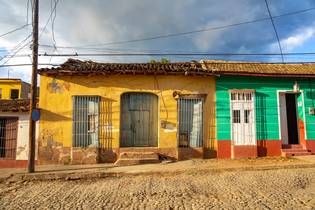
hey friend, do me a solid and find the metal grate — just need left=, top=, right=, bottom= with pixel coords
left=99, top=98, right=113, bottom=149
left=0, top=118, right=18, bottom=159
left=73, top=96, right=100, bottom=147
left=178, top=98, right=204, bottom=147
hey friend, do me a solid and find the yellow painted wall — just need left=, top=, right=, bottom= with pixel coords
left=0, top=79, right=22, bottom=99
left=39, top=75, right=216, bottom=149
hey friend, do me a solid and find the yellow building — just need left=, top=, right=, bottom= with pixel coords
left=38, top=59, right=216, bottom=164
left=0, top=78, right=31, bottom=99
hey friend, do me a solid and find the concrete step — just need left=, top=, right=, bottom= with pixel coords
left=281, top=151, right=312, bottom=158
left=119, top=152, right=158, bottom=159
left=281, top=149, right=308, bottom=153
left=282, top=144, right=303, bottom=149
left=115, top=158, right=160, bottom=166
left=115, top=152, right=160, bottom=166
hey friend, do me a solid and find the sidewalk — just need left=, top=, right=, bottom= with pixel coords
left=1, top=156, right=315, bottom=183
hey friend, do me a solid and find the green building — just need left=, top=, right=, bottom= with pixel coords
left=202, top=61, right=315, bottom=158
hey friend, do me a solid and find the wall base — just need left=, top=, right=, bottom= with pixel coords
left=217, top=140, right=231, bottom=158
left=232, top=145, right=257, bottom=159
left=177, top=147, right=203, bottom=160
left=0, top=160, right=38, bottom=168
left=306, top=140, right=315, bottom=153
left=257, top=140, right=282, bottom=157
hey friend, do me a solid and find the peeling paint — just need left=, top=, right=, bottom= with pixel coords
left=47, top=78, right=70, bottom=93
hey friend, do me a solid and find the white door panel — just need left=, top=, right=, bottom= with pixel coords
left=231, top=92, right=256, bottom=146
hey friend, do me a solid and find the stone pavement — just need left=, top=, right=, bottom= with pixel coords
left=1, top=156, right=315, bottom=183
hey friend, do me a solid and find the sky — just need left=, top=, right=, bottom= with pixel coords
left=0, top=0, right=315, bottom=82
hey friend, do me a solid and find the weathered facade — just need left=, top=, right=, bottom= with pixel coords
left=0, top=79, right=31, bottom=99
left=38, top=59, right=216, bottom=164
left=0, top=99, right=38, bottom=168
left=202, top=61, right=315, bottom=158
left=37, top=59, right=315, bottom=164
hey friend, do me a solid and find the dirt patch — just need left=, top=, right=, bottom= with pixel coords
left=1, top=167, right=315, bottom=209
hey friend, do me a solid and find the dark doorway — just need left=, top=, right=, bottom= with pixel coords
left=285, top=94, right=299, bottom=144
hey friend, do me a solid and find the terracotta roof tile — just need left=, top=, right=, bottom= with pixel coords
left=38, top=59, right=315, bottom=78
left=39, top=59, right=205, bottom=76
left=201, top=60, right=315, bottom=76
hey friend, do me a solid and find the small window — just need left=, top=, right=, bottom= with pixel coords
left=245, top=93, right=252, bottom=101
left=233, top=110, right=241, bottom=123
left=244, top=110, right=251, bottom=123
left=10, top=89, right=19, bottom=99
left=231, top=93, right=236, bottom=100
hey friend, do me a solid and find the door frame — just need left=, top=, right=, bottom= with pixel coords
left=229, top=90, right=257, bottom=146
left=277, top=90, right=307, bottom=144
left=119, top=91, right=160, bottom=147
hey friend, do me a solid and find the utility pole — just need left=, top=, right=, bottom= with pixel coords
left=28, top=0, right=39, bottom=173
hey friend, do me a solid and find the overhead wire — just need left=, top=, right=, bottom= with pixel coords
left=38, top=0, right=60, bottom=40
left=38, top=52, right=315, bottom=57
left=38, top=6, right=315, bottom=49
left=264, top=0, right=284, bottom=63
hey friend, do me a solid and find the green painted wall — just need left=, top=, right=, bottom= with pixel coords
left=216, top=76, right=315, bottom=141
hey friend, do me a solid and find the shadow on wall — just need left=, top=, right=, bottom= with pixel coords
left=306, top=91, right=315, bottom=100
left=58, top=75, right=213, bottom=93
left=40, top=109, right=71, bottom=121
left=256, top=92, right=268, bottom=156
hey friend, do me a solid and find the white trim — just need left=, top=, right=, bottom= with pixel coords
left=277, top=90, right=305, bottom=143
left=301, top=91, right=308, bottom=140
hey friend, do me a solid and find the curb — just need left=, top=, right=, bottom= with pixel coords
left=1, top=163, right=315, bottom=184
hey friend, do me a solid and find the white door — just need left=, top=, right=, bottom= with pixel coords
left=231, top=92, right=256, bottom=145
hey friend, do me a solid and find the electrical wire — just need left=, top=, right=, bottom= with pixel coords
left=0, top=33, right=32, bottom=64
left=39, top=6, right=315, bottom=49
left=0, top=63, right=57, bottom=68
left=38, top=52, right=315, bottom=57
left=50, top=0, right=58, bottom=49
left=264, top=0, right=284, bottom=63
left=38, top=0, right=60, bottom=39
left=0, top=24, right=30, bottom=38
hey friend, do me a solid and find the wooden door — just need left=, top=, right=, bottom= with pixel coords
left=0, top=118, right=18, bottom=159
left=120, top=93, right=158, bottom=147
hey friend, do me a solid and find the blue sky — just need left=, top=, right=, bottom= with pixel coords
left=0, top=0, right=315, bottom=82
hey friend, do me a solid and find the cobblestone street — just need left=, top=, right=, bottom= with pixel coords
left=1, top=167, right=315, bottom=209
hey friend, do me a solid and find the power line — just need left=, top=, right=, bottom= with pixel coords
left=39, top=6, right=315, bottom=49
left=0, top=0, right=33, bottom=38
left=0, top=63, right=57, bottom=68
left=0, top=24, right=30, bottom=38
left=38, top=0, right=60, bottom=39
left=38, top=52, right=315, bottom=57
left=0, top=33, right=32, bottom=64
left=264, top=0, right=284, bottom=63
left=50, top=0, right=58, bottom=49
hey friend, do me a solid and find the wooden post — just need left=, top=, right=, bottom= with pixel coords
left=28, top=0, right=39, bottom=173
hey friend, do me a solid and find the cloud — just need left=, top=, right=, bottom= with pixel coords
left=281, top=25, right=315, bottom=51
left=269, top=23, right=315, bottom=53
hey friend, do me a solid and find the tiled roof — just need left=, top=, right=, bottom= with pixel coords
left=38, top=59, right=205, bottom=76
left=38, top=59, right=315, bottom=78
left=201, top=60, right=315, bottom=77
left=0, top=99, right=30, bottom=112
